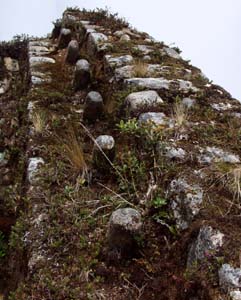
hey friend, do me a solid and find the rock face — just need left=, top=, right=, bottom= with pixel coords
left=58, top=28, right=72, bottom=49
left=104, top=54, right=133, bottom=68
left=219, top=264, right=241, bottom=291
left=198, top=146, right=240, bottom=164
left=125, top=90, right=163, bottom=114
left=187, top=226, right=224, bottom=267
left=108, top=208, right=142, bottom=256
left=73, top=59, right=90, bottom=90
left=138, top=112, right=167, bottom=126
left=27, top=158, right=44, bottom=185
left=87, top=32, right=108, bottom=56
left=169, top=178, right=203, bottom=230
left=65, top=40, right=79, bottom=64
left=93, top=135, right=115, bottom=170
left=83, top=91, right=104, bottom=123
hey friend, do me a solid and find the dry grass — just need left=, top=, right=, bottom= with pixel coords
left=132, top=60, right=148, bottom=77
left=172, top=101, right=188, bottom=127
left=32, top=111, right=47, bottom=134
left=227, top=166, right=241, bottom=201
left=61, top=129, right=87, bottom=175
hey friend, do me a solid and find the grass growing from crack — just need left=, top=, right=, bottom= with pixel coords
left=32, top=110, right=47, bottom=134
left=60, top=129, right=87, bottom=176
left=172, top=98, right=188, bottom=128
left=132, top=60, right=148, bottom=77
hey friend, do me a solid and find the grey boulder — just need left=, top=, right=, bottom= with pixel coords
left=65, top=40, right=79, bottom=64
left=73, top=59, right=91, bottom=91
left=83, top=91, right=104, bottom=123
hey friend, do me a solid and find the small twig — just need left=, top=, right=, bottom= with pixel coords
left=97, top=182, right=136, bottom=208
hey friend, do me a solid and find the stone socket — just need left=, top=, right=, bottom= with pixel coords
left=58, top=28, right=72, bottom=49
left=107, top=208, right=142, bottom=257
left=73, top=59, right=91, bottom=91
left=93, top=135, right=115, bottom=171
left=83, top=91, right=104, bottom=123
left=65, top=40, right=80, bottom=64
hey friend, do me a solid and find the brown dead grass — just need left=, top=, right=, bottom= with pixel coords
left=132, top=60, right=148, bottom=77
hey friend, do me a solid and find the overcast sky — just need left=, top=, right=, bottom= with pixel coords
left=0, top=0, right=240, bottom=100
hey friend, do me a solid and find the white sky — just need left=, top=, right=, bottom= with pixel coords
left=0, top=0, right=240, bottom=100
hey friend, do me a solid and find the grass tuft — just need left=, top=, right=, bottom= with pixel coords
left=32, top=110, right=47, bottom=134
left=61, top=129, right=87, bottom=176
left=132, top=60, right=148, bottom=77
left=172, top=100, right=188, bottom=127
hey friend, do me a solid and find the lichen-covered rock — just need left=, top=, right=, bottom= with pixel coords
left=83, top=91, right=104, bottom=123
left=219, top=264, right=241, bottom=291
left=134, top=44, right=153, bottom=54
left=27, top=157, right=44, bottom=185
left=163, top=47, right=181, bottom=59
left=104, top=54, right=133, bottom=68
left=93, top=135, right=115, bottom=170
left=31, top=71, right=51, bottom=85
left=4, top=57, right=19, bottom=72
left=120, top=34, right=131, bottom=42
left=0, top=78, right=10, bottom=95
left=125, top=90, right=163, bottom=114
left=182, top=97, right=196, bottom=108
left=115, top=64, right=168, bottom=80
left=211, top=102, right=233, bottom=111
left=230, top=290, right=241, bottom=300
left=73, top=59, right=90, bottom=91
left=198, top=146, right=240, bottom=164
left=138, top=112, right=167, bottom=126
left=169, top=178, right=203, bottom=230
left=65, top=40, right=79, bottom=64
left=163, top=146, right=186, bottom=160
left=108, top=208, right=142, bottom=256
left=29, top=57, right=55, bottom=68
left=187, top=226, right=224, bottom=267
left=29, top=45, right=51, bottom=57
left=87, top=32, right=108, bottom=56
left=58, top=28, right=72, bottom=49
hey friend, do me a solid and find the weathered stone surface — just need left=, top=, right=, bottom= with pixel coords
left=95, top=135, right=115, bottom=150
left=125, top=77, right=170, bottom=90
left=219, top=264, right=241, bottom=291
left=73, top=59, right=90, bottom=91
left=65, top=40, right=79, bottom=64
left=164, top=146, right=186, bottom=160
left=104, top=54, right=133, bottom=68
left=30, top=71, right=51, bottom=85
left=0, top=78, right=10, bottom=95
left=108, top=208, right=142, bottom=255
left=58, top=28, right=72, bottom=49
left=87, top=32, right=108, bottom=56
left=187, top=226, right=224, bottom=267
left=125, top=77, right=199, bottom=92
left=29, top=40, right=50, bottom=47
left=211, top=102, right=233, bottom=111
left=169, top=178, right=203, bottom=230
left=93, top=135, right=115, bottom=170
left=230, top=290, right=241, bottom=300
left=139, top=112, right=167, bottom=126
left=29, top=45, right=51, bottom=57
left=125, top=90, right=163, bottom=113
left=115, top=64, right=167, bottom=80
left=163, top=47, right=181, bottom=59
left=4, top=57, right=19, bottom=72
left=198, top=146, right=240, bottom=164
left=83, top=91, right=104, bottom=123
left=27, top=157, right=44, bottom=185
left=134, top=44, right=153, bottom=54
left=182, top=97, right=196, bottom=108
left=120, top=34, right=131, bottom=42
left=29, top=57, right=55, bottom=68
